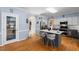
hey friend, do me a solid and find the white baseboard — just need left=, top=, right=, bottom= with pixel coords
left=0, top=37, right=28, bottom=46
left=0, top=44, right=4, bottom=46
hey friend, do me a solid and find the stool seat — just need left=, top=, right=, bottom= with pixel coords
left=47, top=34, right=55, bottom=40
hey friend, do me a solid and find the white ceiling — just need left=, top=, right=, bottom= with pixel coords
left=20, top=7, right=79, bottom=16
left=20, top=7, right=47, bottom=15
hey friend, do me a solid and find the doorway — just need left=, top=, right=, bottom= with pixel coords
left=28, top=16, right=36, bottom=37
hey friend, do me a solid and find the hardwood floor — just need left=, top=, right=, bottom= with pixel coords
left=0, top=35, right=79, bottom=51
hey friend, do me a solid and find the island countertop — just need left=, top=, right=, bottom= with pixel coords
left=40, top=29, right=63, bottom=34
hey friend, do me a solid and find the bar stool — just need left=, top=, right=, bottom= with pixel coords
left=46, top=33, right=55, bottom=47
left=40, top=32, right=47, bottom=45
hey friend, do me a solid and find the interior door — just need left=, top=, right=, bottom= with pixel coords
left=2, top=12, right=19, bottom=45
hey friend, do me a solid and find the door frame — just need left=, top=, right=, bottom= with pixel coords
left=1, top=12, right=19, bottom=45
left=28, top=16, right=36, bottom=37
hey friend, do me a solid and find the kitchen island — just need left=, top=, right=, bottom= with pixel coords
left=40, top=30, right=62, bottom=47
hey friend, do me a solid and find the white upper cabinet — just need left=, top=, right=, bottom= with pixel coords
left=55, top=16, right=79, bottom=26
left=62, top=17, right=67, bottom=21
left=72, top=16, right=77, bottom=25
left=65, top=16, right=78, bottom=26
left=67, top=17, right=72, bottom=25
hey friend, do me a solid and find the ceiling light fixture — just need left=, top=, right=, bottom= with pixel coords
left=46, top=8, right=58, bottom=13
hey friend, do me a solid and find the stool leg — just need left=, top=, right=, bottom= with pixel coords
left=53, top=40, right=55, bottom=48
left=44, top=38, right=46, bottom=45
left=44, top=37, right=46, bottom=45
left=43, top=38, right=45, bottom=45
left=47, top=39, right=49, bottom=46
left=41, top=37, right=43, bottom=43
left=51, top=40, right=54, bottom=48
left=41, top=37, right=44, bottom=45
left=51, top=40, right=53, bottom=48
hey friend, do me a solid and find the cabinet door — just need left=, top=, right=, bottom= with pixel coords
left=75, top=16, right=77, bottom=25
left=77, top=16, right=79, bottom=25
left=72, top=16, right=77, bottom=25
left=67, top=17, right=71, bottom=25
left=63, top=17, right=67, bottom=21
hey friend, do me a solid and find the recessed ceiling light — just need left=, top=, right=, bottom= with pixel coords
left=46, top=8, right=58, bottom=13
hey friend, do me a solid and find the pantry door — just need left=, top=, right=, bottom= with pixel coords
left=2, top=12, right=19, bottom=45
